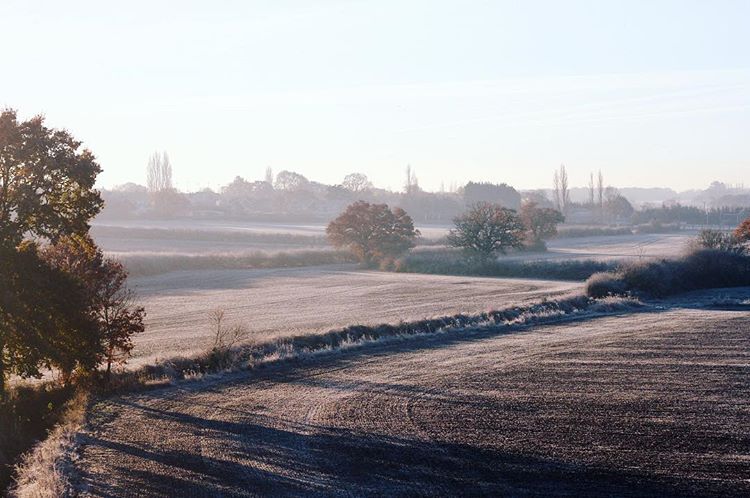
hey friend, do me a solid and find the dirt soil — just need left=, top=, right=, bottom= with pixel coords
left=72, top=307, right=750, bottom=497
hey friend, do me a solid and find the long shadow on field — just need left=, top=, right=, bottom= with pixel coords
left=77, top=401, right=721, bottom=498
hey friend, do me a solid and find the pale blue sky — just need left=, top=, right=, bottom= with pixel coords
left=2, top=0, right=748, bottom=191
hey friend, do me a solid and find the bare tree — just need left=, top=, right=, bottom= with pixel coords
left=553, top=170, right=561, bottom=212
left=342, top=173, right=372, bottom=193
left=588, top=172, right=595, bottom=206
left=146, top=152, right=161, bottom=192
left=209, top=309, right=248, bottom=353
left=597, top=170, right=605, bottom=212
left=552, top=164, right=570, bottom=215
left=274, top=170, right=309, bottom=191
left=264, top=166, right=273, bottom=185
left=404, top=165, right=419, bottom=195
left=161, top=152, right=173, bottom=191
left=146, top=151, right=173, bottom=192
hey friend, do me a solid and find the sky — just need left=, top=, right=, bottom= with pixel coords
left=1, top=0, right=749, bottom=192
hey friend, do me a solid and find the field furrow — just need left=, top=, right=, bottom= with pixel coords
left=73, top=307, right=750, bottom=497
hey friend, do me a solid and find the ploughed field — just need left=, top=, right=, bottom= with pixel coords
left=128, top=266, right=579, bottom=365
left=73, top=306, right=750, bottom=497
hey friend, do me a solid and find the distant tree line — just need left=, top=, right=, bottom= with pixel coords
left=102, top=161, right=541, bottom=223
left=100, top=159, right=750, bottom=226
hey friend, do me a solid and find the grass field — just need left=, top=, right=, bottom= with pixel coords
left=93, top=220, right=694, bottom=261
left=128, top=266, right=579, bottom=366
left=70, top=303, right=750, bottom=497
left=97, top=222, right=694, bottom=367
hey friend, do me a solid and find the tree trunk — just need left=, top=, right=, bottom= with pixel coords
left=105, top=343, right=114, bottom=382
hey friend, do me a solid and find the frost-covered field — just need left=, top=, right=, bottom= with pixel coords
left=73, top=303, right=750, bottom=497
left=93, top=221, right=694, bottom=365
left=508, top=232, right=695, bottom=261
left=93, top=219, right=694, bottom=260
left=128, top=266, right=579, bottom=365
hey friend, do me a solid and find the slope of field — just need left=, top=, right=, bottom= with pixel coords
left=129, top=266, right=579, bottom=365
left=72, top=306, right=750, bottom=497
left=509, top=232, right=694, bottom=262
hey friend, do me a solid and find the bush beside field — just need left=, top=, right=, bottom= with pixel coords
left=586, top=249, right=750, bottom=298
left=391, top=249, right=617, bottom=281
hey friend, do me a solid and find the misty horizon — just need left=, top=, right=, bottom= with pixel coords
left=3, top=1, right=748, bottom=193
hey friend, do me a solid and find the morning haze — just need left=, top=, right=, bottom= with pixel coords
left=2, top=0, right=749, bottom=191
left=1, top=2, right=749, bottom=497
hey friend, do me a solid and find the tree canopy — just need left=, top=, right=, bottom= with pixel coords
left=342, top=173, right=372, bottom=193
left=448, top=202, right=525, bottom=258
left=41, top=235, right=145, bottom=378
left=520, top=202, right=565, bottom=244
left=0, top=242, right=99, bottom=393
left=0, top=110, right=142, bottom=395
left=735, top=216, right=750, bottom=243
left=0, top=109, right=102, bottom=247
left=462, top=182, right=521, bottom=211
left=327, top=201, right=419, bottom=263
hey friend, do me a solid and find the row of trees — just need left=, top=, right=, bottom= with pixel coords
left=326, top=200, right=565, bottom=264
left=104, top=162, right=543, bottom=222
left=0, top=109, right=144, bottom=396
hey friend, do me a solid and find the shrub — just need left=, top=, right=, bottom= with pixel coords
left=585, top=249, right=750, bottom=298
left=585, top=272, right=628, bottom=298
left=696, top=229, right=744, bottom=254
left=395, top=249, right=617, bottom=281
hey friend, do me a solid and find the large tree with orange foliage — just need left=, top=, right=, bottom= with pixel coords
left=327, top=201, right=419, bottom=264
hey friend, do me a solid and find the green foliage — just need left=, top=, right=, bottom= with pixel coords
left=0, top=243, right=99, bottom=394
left=327, top=201, right=420, bottom=264
left=41, top=235, right=145, bottom=377
left=0, top=109, right=133, bottom=397
left=0, top=109, right=102, bottom=248
left=447, top=203, right=525, bottom=258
